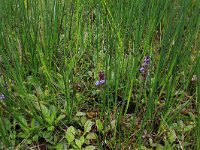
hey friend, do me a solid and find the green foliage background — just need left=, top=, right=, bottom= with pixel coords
left=0, top=0, right=199, bottom=149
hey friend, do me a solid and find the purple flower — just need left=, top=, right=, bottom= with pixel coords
left=95, top=80, right=105, bottom=86
left=95, top=71, right=106, bottom=86
left=0, top=93, right=5, bottom=100
left=144, top=56, right=150, bottom=61
left=144, top=56, right=150, bottom=65
left=140, top=67, right=145, bottom=73
left=99, top=80, right=105, bottom=84
left=143, top=62, right=149, bottom=67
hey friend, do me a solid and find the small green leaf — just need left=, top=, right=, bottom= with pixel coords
left=18, top=116, right=28, bottom=127
left=26, top=139, right=32, bottom=145
left=188, top=112, right=195, bottom=121
left=184, top=125, right=194, bottom=132
left=75, top=139, right=82, bottom=149
left=178, top=120, right=184, bottom=129
left=41, top=104, right=56, bottom=125
left=71, top=141, right=79, bottom=149
left=156, top=144, right=164, bottom=150
left=27, top=76, right=37, bottom=85
left=81, top=116, right=87, bottom=125
left=111, top=120, right=116, bottom=129
left=76, top=112, right=86, bottom=117
left=149, top=138, right=153, bottom=146
left=17, top=115, right=29, bottom=132
left=171, top=123, right=177, bottom=129
left=32, top=135, right=38, bottom=142
left=65, top=126, right=76, bottom=144
left=31, top=118, right=36, bottom=129
left=88, top=71, right=93, bottom=77
left=84, top=139, right=91, bottom=145
left=3, top=118, right=11, bottom=131
left=167, top=129, right=176, bottom=143
left=96, top=119, right=103, bottom=132
left=55, top=114, right=66, bottom=125
left=86, top=133, right=97, bottom=140
left=41, top=104, right=50, bottom=119
left=55, top=143, right=68, bottom=150
left=84, top=120, right=93, bottom=133
left=84, top=145, right=96, bottom=150
left=55, top=143, right=63, bottom=150
left=43, top=131, right=53, bottom=140
left=49, top=105, right=57, bottom=124
left=80, top=136, right=85, bottom=144
left=47, top=126, right=54, bottom=131
left=18, top=132, right=28, bottom=138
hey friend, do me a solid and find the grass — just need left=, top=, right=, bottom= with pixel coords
left=0, top=0, right=199, bottom=149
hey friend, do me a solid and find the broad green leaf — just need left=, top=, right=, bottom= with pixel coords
left=65, top=126, right=76, bottom=144
left=86, top=133, right=97, bottom=140
left=84, top=120, right=93, bottom=133
left=96, top=119, right=103, bottom=132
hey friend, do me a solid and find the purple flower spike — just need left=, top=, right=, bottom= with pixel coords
left=95, top=71, right=106, bottom=86
left=139, top=56, right=150, bottom=75
left=144, top=56, right=150, bottom=65
left=99, top=71, right=105, bottom=80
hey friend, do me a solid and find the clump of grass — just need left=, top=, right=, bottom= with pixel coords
left=0, top=0, right=199, bottom=149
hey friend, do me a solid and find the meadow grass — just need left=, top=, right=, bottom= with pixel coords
left=0, top=0, right=199, bottom=149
